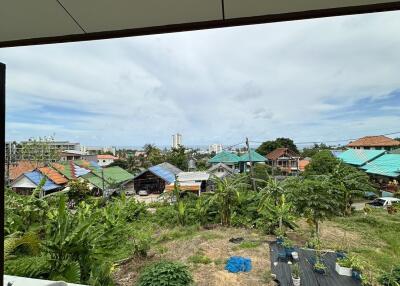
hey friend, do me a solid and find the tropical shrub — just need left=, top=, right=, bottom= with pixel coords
left=4, top=189, right=49, bottom=235
left=137, top=261, right=193, bottom=286
left=378, top=265, right=400, bottom=286
left=208, top=174, right=248, bottom=226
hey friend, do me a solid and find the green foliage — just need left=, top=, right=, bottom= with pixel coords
left=4, top=232, right=40, bottom=260
left=291, top=263, right=301, bottom=279
left=286, top=176, right=340, bottom=237
left=5, top=189, right=49, bottom=235
left=256, top=137, right=299, bottom=156
left=67, top=179, right=91, bottom=203
left=303, top=150, right=339, bottom=176
left=329, top=162, right=375, bottom=216
left=188, top=250, right=212, bottom=264
left=378, top=265, right=400, bottom=286
left=143, top=144, right=165, bottom=168
left=234, top=241, right=262, bottom=250
left=166, top=145, right=188, bottom=171
left=137, top=261, right=193, bottom=286
left=301, top=143, right=332, bottom=158
left=208, top=174, right=248, bottom=226
left=337, top=257, right=352, bottom=268
left=20, top=136, right=61, bottom=165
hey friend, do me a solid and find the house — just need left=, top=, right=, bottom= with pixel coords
left=81, top=166, right=135, bottom=194
left=60, top=150, right=97, bottom=162
left=51, top=161, right=91, bottom=180
left=97, top=154, right=118, bottom=167
left=238, top=149, right=266, bottom=173
left=337, top=149, right=386, bottom=167
left=347, top=135, right=400, bottom=151
left=361, top=154, right=400, bottom=179
left=133, top=162, right=182, bottom=194
left=165, top=171, right=210, bottom=195
left=266, top=148, right=300, bottom=174
left=207, top=163, right=235, bottom=179
left=208, top=150, right=240, bottom=169
left=10, top=170, right=63, bottom=195
left=7, top=160, right=41, bottom=182
left=298, top=158, right=310, bottom=172
left=38, top=166, right=69, bottom=185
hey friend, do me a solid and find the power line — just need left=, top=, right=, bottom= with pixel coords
left=250, top=131, right=400, bottom=146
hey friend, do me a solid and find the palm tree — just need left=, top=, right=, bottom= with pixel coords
left=208, top=174, right=248, bottom=226
left=329, top=162, right=375, bottom=216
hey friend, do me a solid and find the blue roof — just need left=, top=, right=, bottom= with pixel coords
left=148, top=163, right=181, bottom=183
left=337, top=149, right=385, bottom=166
left=73, top=164, right=91, bottom=177
left=361, top=154, right=400, bottom=178
left=24, top=170, right=61, bottom=191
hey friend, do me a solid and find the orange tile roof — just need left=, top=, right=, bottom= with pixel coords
left=347, top=136, right=400, bottom=147
left=266, top=148, right=299, bottom=160
left=97, top=154, right=118, bottom=160
left=299, top=159, right=310, bottom=171
left=38, top=167, right=68, bottom=184
left=8, top=161, right=40, bottom=181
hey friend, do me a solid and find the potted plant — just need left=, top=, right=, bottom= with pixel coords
left=314, top=258, right=327, bottom=275
left=350, top=255, right=364, bottom=281
left=291, top=263, right=301, bottom=286
left=336, top=257, right=352, bottom=276
left=275, top=229, right=285, bottom=245
left=282, top=238, right=295, bottom=256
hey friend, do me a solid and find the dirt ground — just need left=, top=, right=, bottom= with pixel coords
left=114, top=226, right=276, bottom=286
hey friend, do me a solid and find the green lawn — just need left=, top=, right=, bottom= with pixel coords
left=332, top=209, right=400, bottom=275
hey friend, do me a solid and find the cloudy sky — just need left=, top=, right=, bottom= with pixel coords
left=1, top=11, right=400, bottom=148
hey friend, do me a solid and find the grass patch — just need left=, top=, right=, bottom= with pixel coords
left=232, top=240, right=262, bottom=250
left=214, top=258, right=226, bottom=266
left=330, top=209, right=400, bottom=279
left=199, top=232, right=223, bottom=240
left=188, top=250, right=212, bottom=264
left=155, top=226, right=200, bottom=244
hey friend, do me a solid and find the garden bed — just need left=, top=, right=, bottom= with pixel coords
left=114, top=226, right=276, bottom=286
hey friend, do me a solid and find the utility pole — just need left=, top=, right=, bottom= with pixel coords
left=246, top=137, right=257, bottom=192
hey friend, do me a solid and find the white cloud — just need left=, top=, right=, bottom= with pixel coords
left=1, top=11, right=400, bottom=147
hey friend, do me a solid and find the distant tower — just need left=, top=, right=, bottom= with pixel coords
left=172, top=133, right=182, bottom=148
left=188, top=159, right=196, bottom=171
left=208, top=144, right=223, bottom=154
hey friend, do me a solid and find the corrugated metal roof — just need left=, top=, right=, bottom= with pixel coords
left=338, top=149, right=385, bottom=166
left=38, top=167, right=68, bottom=184
left=362, top=154, right=400, bottom=178
left=82, top=173, right=110, bottom=190
left=92, top=166, right=134, bottom=184
left=24, top=170, right=61, bottom=191
left=208, top=151, right=240, bottom=164
left=149, top=164, right=177, bottom=184
left=239, top=150, right=266, bottom=162
left=177, top=171, right=209, bottom=182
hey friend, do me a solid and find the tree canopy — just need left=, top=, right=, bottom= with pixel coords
left=303, top=150, right=339, bottom=176
left=256, top=138, right=299, bottom=156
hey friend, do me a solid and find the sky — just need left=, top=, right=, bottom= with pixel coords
left=1, top=11, right=400, bottom=148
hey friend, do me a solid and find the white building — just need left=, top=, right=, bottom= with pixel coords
left=97, top=154, right=118, bottom=167
left=172, top=133, right=182, bottom=149
left=81, top=146, right=116, bottom=155
left=209, top=144, right=223, bottom=154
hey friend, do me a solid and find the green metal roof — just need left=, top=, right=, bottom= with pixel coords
left=239, top=150, right=266, bottom=162
left=208, top=151, right=240, bottom=164
left=92, top=166, right=134, bottom=184
left=361, top=154, right=400, bottom=178
left=337, top=149, right=385, bottom=166
left=82, top=173, right=111, bottom=190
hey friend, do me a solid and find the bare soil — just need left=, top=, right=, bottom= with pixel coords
left=114, top=226, right=276, bottom=286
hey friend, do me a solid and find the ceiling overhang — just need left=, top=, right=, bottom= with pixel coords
left=1, top=0, right=400, bottom=47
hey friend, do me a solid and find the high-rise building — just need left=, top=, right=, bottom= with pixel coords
left=209, top=144, right=223, bottom=154
left=172, top=133, right=182, bottom=149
